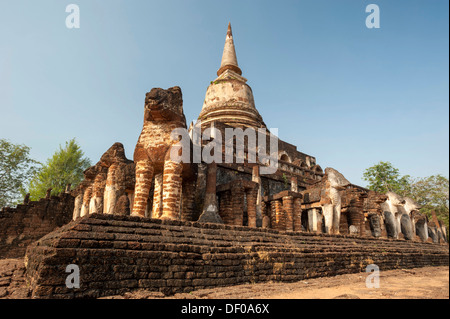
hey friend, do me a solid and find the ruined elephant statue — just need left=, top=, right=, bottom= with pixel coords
left=72, top=142, right=135, bottom=220
left=411, top=211, right=429, bottom=242
left=438, top=220, right=448, bottom=243
left=399, top=212, right=414, bottom=240
left=380, top=192, right=419, bottom=240
left=368, top=213, right=383, bottom=237
left=427, top=223, right=439, bottom=243
left=319, top=168, right=351, bottom=234
left=365, top=191, right=388, bottom=238
left=131, top=86, right=195, bottom=220
left=428, top=211, right=448, bottom=243
left=403, top=197, right=424, bottom=241
left=101, top=143, right=136, bottom=215
left=380, top=191, right=403, bottom=239
left=73, top=164, right=105, bottom=220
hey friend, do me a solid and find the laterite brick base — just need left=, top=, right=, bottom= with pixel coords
left=25, top=214, right=449, bottom=299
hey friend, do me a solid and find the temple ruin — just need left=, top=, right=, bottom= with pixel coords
left=1, top=23, right=448, bottom=298
left=69, top=23, right=447, bottom=244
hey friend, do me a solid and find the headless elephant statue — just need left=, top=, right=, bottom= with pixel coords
left=365, top=191, right=387, bottom=238
left=427, top=223, right=439, bottom=243
left=430, top=211, right=447, bottom=243
left=131, top=86, right=189, bottom=220
left=319, top=168, right=351, bottom=234
left=399, top=212, right=414, bottom=240
left=74, top=165, right=105, bottom=220
left=438, top=220, right=448, bottom=243
left=412, top=211, right=429, bottom=242
left=368, top=213, right=382, bottom=237
left=101, top=144, right=136, bottom=215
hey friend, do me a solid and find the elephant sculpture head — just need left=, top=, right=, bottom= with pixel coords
left=324, top=168, right=351, bottom=190
left=385, top=191, right=406, bottom=211
left=403, top=197, right=421, bottom=215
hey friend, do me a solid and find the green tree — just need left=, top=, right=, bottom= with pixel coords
left=362, top=161, right=412, bottom=196
left=26, top=139, right=91, bottom=200
left=0, top=139, right=40, bottom=208
left=409, top=174, right=449, bottom=230
left=363, top=161, right=449, bottom=234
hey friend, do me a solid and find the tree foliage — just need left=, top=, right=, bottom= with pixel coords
left=0, top=139, right=40, bottom=208
left=362, top=161, right=412, bottom=196
left=363, top=161, right=449, bottom=231
left=26, top=139, right=91, bottom=200
left=409, top=174, right=449, bottom=227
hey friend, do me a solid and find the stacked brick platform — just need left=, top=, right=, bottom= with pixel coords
left=25, top=213, right=449, bottom=299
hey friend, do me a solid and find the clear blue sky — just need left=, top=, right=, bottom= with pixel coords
left=0, top=0, right=448, bottom=185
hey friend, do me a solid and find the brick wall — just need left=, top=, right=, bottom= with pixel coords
left=25, top=213, right=449, bottom=299
left=0, top=193, right=74, bottom=259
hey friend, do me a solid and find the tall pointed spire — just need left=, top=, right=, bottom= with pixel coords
left=198, top=23, right=266, bottom=129
left=217, top=22, right=242, bottom=76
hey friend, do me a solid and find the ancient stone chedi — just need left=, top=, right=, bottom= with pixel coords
left=198, top=23, right=266, bottom=129
left=71, top=23, right=447, bottom=244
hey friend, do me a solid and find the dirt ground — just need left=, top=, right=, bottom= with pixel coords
left=1, top=258, right=448, bottom=299
left=107, top=265, right=449, bottom=299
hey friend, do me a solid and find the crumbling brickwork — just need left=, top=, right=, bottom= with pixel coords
left=0, top=193, right=73, bottom=259
left=131, top=86, right=197, bottom=220
left=363, top=190, right=388, bottom=237
left=72, top=142, right=135, bottom=219
left=263, top=191, right=302, bottom=232
left=216, top=179, right=258, bottom=227
left=341, top=187, right=367, bottom=235
left=25, top=214, right=449, bottom=299
left=0, top=258, right=28, bottom=298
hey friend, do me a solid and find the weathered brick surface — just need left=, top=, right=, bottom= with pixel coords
left=132, top=86, right=194, bottom=219
left=25, top=214, right=449, bottom=299
left=0, top=193, right=73, bottom=259
left=0, top=258, right=29, bottom=298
